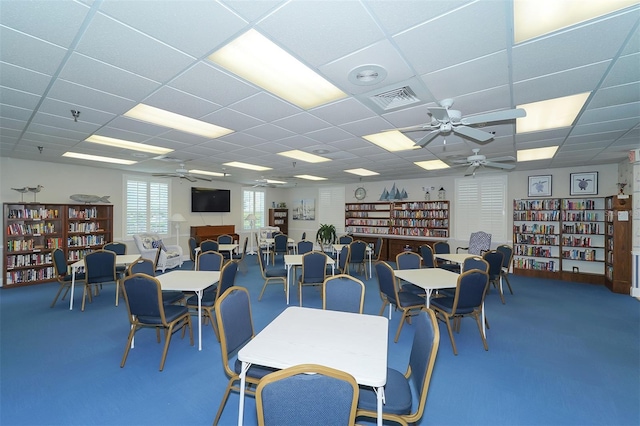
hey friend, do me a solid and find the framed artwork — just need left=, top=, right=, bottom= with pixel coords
left=528, top=175, right=552, bottom=197
left=292, top=199, right=315, bottom=220
left=570, top=172, right=598, bottom=196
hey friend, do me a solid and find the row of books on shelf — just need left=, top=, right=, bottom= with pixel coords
left=67, top=248, right=95, bottom=261
left=345, top=226, right=389, bottom=235
left=513, top=199, right=560, bottom=211
left=392, top=219, right=449, bottom=228
left=562, top=249, right=598, bottom=261
left=561, top=236, right=601, bottom=248
left=390, top=228, right=449, bottom=238
left=6, top=208, right=60, bottom=219
left=68, top=222, right=104, bottom=233
left=562, top=199, right=599, bottom=210
left=6, top=267, right=55, bottom=285
left=6, top=222, right=57, bottom=236
left=606, top=253, right=614, bottom=264
left=514, top=245, right=554, bottom=257
left=346, top=212, right=385, bottom=218
left=395, top=202, right=448, bottom=210
left=562, top=211, right=600, bottom=221
left=6, top=253, right=53, bottom=268
left=513, top=224, right=556, bottom=234
left=67, top=235, right=106, bottom=247
left=272, top=212, right=287, bottom=217
left=513, top=211, right=560, bottom=221
left=345, top=219, right=388, bottom=227
left=68, top=207, right=100, bottom=219
left=6, top=238, right=64, bottom=252
left=345, top=204, right=387, bottom=211
left=562, top=223, right=601, bottom=234
left=513, top=258, right=557, bottom=271
left=514, top=234, right=559, bottom=245
left=392, top=210, right=448, bottom=219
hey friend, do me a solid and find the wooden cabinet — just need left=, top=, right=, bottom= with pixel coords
left=190, top=225, right=238, bottom=244
left=268, top=208, right=288, bottom=235
left=3, top=203, right=113, bottom=287
left=605, top=195, right=632, bottom=293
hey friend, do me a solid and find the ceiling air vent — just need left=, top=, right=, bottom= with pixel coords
left=370, top=86, right=420, bottom=111
left=154, top=155, right=184, bottom=162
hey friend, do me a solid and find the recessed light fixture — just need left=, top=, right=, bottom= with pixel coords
left=63, top=152, right=137, bottom=165
left=265, top=179, right=287, bottom=184
left=345, top=168, right=379, bottom=176
left=189, top=169, right=227, bottom=177
left=295, top=174, right=327, bottom=181
left=125, top=104, right=234, bottom=139
left=85, top=135, right=173, bottom=155
left=363, top=130, right=420, bottom=152
left=223, top=161, right=272, bottom=172
left=348, top=64, right=388, bottom=86
left=517, top=93, right=590, bottom=133
left=517, top=146, right=559, bottom=162
left=208, top=29, right=346, bottom=109
left=278, top=150, right=330, bottom=163
left=414, top=160, right=450, bottom=170
left=312, top=149, right=330, bottom=155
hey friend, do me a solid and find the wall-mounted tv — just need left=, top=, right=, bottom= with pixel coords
left=191, top=187, right=231, bottom=213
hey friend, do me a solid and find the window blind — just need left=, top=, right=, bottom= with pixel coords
left=125, top=177, right=169, bottom=236
left=318, top=187, right=345, bottom=235
left=454, top=174, right=507, bottom=243
left=243, top=189, right=265, bottom=230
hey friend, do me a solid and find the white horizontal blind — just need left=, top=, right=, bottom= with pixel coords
left=318, top=187, right=345, bottom=235
left=455, top=174, right=507, bottom=243
left=125, top=177, right=169, bottom=236
left=243, top=189, right=265, bottom=230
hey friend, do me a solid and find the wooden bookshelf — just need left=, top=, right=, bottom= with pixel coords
left=268, top=208, right=289, bottom=235
left=604, top=195, right=632, bottom=294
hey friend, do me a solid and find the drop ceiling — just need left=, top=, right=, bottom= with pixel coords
left=1, top=0, right=638, bottom=187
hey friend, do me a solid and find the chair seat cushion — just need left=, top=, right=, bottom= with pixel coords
left=358, top=367, right=411, bottom=414
left=397, top=291, right=427, bottom=307
left=265, top=267, right=287, bottom=278
left=430, top=297, right=474, bottom=315
left=401, top=283, right=425, bottom=296
left=62, top=273, right=86, bottom=282
left=138, top=305, right=188, bottom=324
left=162, top=290, right=184, bottom=305
left=186, top=290, right=217, bottom=307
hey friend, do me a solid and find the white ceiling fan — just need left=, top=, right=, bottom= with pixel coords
left=451, top=148, right=516, bottom=176
left=152, top=164, right=212, bottom=182
left=252, top=177, right=285, bottom=188
left=397, top=99, right=526, bottom=147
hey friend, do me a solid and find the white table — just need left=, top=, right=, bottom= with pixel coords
left=69, top=254, right=141, bottom=310
left=284, top=254, right=335, bottom=305
left=155, top=270, right=220, bottom=351
left=332, top=243, right=373, bottom=278
left=194, top=243, right=239, bottom=265
left=394, top=268, right=460, bottom=308
left=238, top=307, right=388, bottom=426
left=435, top=253, right=476, bottom=264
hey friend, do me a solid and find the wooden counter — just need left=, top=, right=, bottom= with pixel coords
left=190, top=225, right=239, bottom=244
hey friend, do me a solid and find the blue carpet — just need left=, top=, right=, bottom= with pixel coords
left=1, top=255, right=638, bottom=426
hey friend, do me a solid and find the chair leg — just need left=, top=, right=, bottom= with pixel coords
left=378, top=299, right=388, bottom=316
left=503, top=273, right=514, bottom=295
left=393, top=309, right=410, bottom=343
left=120, top=326, right=137, bottom=368
left=442, top=314, right=458, bottom=355
left=82, top=285, right=88, bottom=311
left=213, top=380, right=236, bottom=426
left=159, top=324, right=176, bottom=371
left=474, top=313, right=489, bottom=351
left=50, top=284, right=67, bottom=308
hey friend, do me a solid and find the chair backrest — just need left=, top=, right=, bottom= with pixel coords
left=52, top=248, right=68, bottom=276
left=274, top=234, right=289, bottom=252
left=197, top=250, right=224, bottom=271
left=451, top=270, right=489, bottom=313
left=297, top=240, right=314, bottom=254
left=122, top=273, right=165, bottom=322
left=339, top=235, right=353, bottom=244
left=462, top=256, right=489, bottom=273
left=84, top=250, right=116, bottom=283
left=127, top=258, right=155, bottom=276
left=200, top=240, right=219, bottom=253
left=433, top=241, right=450, bottom=254
left=348, top=240, right=367, bottom=263
left=337, top=245, right=349, bottom=271
left=496, top=244, right=513, bottom=270
left=214, top=286, right=254, bottom=376
left=217, top=260, right=239, bottom=296
left=238, top=236, right=248, bottom=260
left=405, top=308, right=440, bottom=424
left=419, top=244, right=435, bottom=268
left=103, top=241, right=127, bottom=255
left=467, top=231, right=492, bottom=255
left=322, top=274, right=365, bottom=314
left=188, top=237, right=197, bottom=262
left=375, top=261, right=399, bottom=307
left=217, top=234, right=233, bottom=244
left=256, top=364, right=359, bottom=426
left=396, top=251, right=422, bottom=270
left=301, top=252, right=327, bottom=284
left=482, top=250, right=504, bottom=280
left=373, top=237, right=383, bottom=261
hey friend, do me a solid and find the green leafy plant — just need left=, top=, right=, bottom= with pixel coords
left=316, top=223, right=337, bottom=245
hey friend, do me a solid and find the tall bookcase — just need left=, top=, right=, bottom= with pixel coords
left=3, top=202, right=113, bottom=287
left=268, top=208, right=289, bottom=235
left=345, top=202, right=391, bottom=235
left=605, top=195, right=632, bottom=294
left=513, top=197, right=606, bottom=284
left=345, top=201, right=449, bottom=237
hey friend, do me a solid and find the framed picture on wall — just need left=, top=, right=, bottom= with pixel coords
left=528, top=175, right=552, bottom=197
left=570, top=171, right=598, bottom=196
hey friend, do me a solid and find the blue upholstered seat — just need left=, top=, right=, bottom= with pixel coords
left=298, top=251, right=328, bottom=306
left=127, top=258, right=185, bottom=305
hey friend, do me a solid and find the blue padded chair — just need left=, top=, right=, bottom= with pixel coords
left=375, top=261, right=426, bottom=343
left=483, top=250, right=505, bottom=304
left=257, top=246, right=288, bottom=301
left=297, top=240, right=314, bottom=255
left=338, top=235, right=354, bottom=244
left=188, top=237, right=198, bottom=262
left=50, top=247, right=86, bottom=308
left=322, top=274, right=365, bottom=314
left=213, top=286, right=277, bottom=425
left=356, top=309, right=440, bottom=425
left=419, top=244, right=436, bottom=268
left=103, top=241, right=127, bottom=287
left=298, top=251, right=328, bottom=307
left=257, top=364, right=359, bottom=426
left=346, top=240, right=368, bottom=279
left=335, top=245, right=349, bottom=274
left=462, top=256, right=489, bottom=273
left=197, top=250, right=224, bottom=272
left=200, top=239, right=219, bottom=253
left=372, top=237, right=383, bottom=261
left=232, top=237, right=249, bottom=274
left=83, top=250, right=117, bottom=311
left=186, top=260, right=238, bottom=341
left=434, top=241, right=459, bottom=272
left=430, top=270, right=489, bottom=355
left=127, top=258, right=185, bottom=305
left=271, top=234, right=289, bottom=264
left=496, top=244, right=514, bottom=295
left=217, top=234, right=233, bottom=244
left=395, top=251, right=426, bottom=296
left=120, top=273, right=193, bottom=371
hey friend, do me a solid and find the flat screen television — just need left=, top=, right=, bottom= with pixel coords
left=191, top=187, right=231, bottom=213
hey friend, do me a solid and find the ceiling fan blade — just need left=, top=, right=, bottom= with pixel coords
left=193, top=176, right=213, bottom=182
left=183, top=175, right=197, bottom=182
left=484, top=161, right=515, bottom=170
left=152, top=173, right=175, bottom=178
left=453, top=125, right=494, bottom=142
left=393, top=124, right=433, bottom=133
left=414, top=130, right=441, bottom=147
left=460, top=108, right=526, bottom=125
left=427, top=106, right=450, bottom=122
left=464, top=164, right=478, bottom=176
left=452, top=158, right=471, bottom=164
left=487, top=155, right=516, bottom=162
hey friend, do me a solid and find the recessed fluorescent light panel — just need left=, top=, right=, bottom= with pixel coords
left=63, top=152, right=137, bottom=165
left=265, top=179, right=287, bottom=184
left=517, top=93, right=590, bottom=133
left=517, top=146, right=559, bottom=162
left=414, top=160, right=450, bottom=170
left=125, top=104, right=233, bottom=138
left=295, top=175, right=327, bottom=181
left=188, top=169, right=226, bottom=177
left=278, top=150, right=331, bottom=163
left=514, top=0, right=637, bottom=43
left=208, top=29, right=346, bottom=109
left=223, top=161, right=272, bottom=172
left=363, top=130, right=420, bottom=152
left=345, top=168, right=379, bottom=176
left=85, top=135, right=173, bottom=155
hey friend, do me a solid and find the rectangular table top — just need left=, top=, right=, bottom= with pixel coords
left=155, top=270, right=220, bottom=292
left=284, top=254, right=335, bottom=266
left=435, top=253, right=478, bottom=264
left=394, top=267, right=460, bottom=290
left=71, top=254, right=141, bottom=270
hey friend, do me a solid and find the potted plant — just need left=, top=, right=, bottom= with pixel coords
left=316, top=223, right=337, bottom=246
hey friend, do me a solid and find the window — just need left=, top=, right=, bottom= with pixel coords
left=318, top=186, right=345, bottom=235
left=125, top=177, right=170, bottom=236
left=454, top=174, right=508, bottom=243
left=243, top=189, right=265, bottom=230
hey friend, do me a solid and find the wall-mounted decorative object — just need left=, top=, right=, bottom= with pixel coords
left=354, top=186, right=367, bottom=200
left=379, top=183, right=408, bottom=201
left=570, top=171, right=598, bottom=196
left=528, top=175, right=552, bottom=197
left=293, top=199, right=315, bottom=220
left=617, top=182, right=627, bottom=195
left=422, top=186, right=433, bottom=200
left=438, top=187, right=446, bottom=200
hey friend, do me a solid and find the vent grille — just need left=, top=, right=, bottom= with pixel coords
left=154, top=155, right=184, bottom=162
left=369, top=86, right=420, bottom=111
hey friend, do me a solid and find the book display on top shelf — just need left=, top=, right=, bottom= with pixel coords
left=3, top=202, right=113, bottom=287
left=604, top=195, right=632, bottom=294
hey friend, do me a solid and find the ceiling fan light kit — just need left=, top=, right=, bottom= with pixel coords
left=152, top=164, right=212, bottom=182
